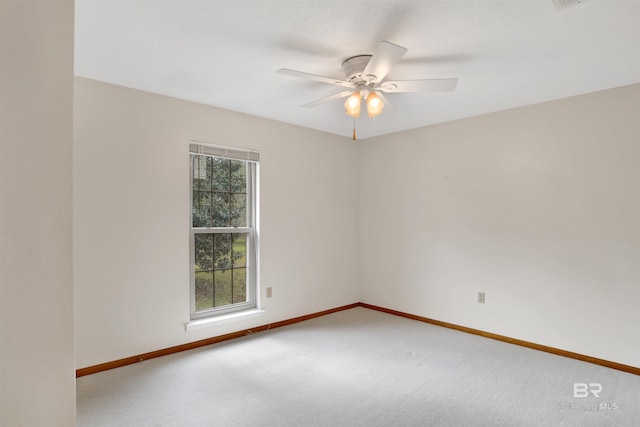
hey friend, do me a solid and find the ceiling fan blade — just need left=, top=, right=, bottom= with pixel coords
left=277, top=68, right=352, bottom=88
left=379, top=78, right=458, bottom=93
left=375, top=91, right=396, bottom=113
left=301, top=90, right=353, bottom=108
left=362, top=41, right=407, bottom=83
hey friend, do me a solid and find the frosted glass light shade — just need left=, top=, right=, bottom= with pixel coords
left=344, top=92, right=361, bottom=117
left=366, top=92, right=384, bottom=117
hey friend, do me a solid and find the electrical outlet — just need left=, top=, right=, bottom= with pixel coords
left=478, top=291, right=485, bottom=304
left=266, top=287, right=272, bottom=298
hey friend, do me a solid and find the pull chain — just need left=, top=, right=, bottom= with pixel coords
left=352, top=116, right=357, bottom=140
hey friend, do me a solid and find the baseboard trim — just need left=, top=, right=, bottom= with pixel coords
left=76, top=301, right=639, bottom=378
left=75, top=303, right=359, bottom=378
left=359, top=302, right=640, bottom=376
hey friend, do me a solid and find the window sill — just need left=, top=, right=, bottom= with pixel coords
left=185, top=309, right=265, bottom=332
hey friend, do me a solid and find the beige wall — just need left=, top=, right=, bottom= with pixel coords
left=73, top=77, right=360, bottom=368
left=74, top=76, right=639, bottom=370
left=0, top=0, right=76, bottom=425
left=358, top=84, right=640, bottom=367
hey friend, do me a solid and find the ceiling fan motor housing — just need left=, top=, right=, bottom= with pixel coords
left=342, top=55, right=373, bottom=86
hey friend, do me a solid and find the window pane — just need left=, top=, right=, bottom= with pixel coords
left=213, top=233, right=232, bottom=270
left=212, top=157, right=229, bottom=192
left=192, top=156, right=202, bottom=190
left=214, top=269, right=232, bottom=307
left=210, top=193, right=229, bottom=227
left=229, top=161, right=246, bottom=192
left=232, top=233, right=246, bottom=268
left=191, top=155, right=211, bottom=191
left=232, top=268, right=247, bottom=303
left=193, top=191, right=211, bottom=228
left=195, top=270, right=213, bottom=310
left=230, top=193, right=247, bottom=227
left=210, top=192, right=229, bottom=227
left=194, top=234, right=213, bottom=271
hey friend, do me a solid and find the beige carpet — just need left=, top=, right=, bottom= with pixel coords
left=77, top=307, right=640, bottom=426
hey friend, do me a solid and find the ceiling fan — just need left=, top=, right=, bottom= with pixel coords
left=277, top=41, right=458, bottom=126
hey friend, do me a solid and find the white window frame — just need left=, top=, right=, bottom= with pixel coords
left=189, top=142, right=259, bottom=320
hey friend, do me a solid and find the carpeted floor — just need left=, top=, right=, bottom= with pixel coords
left=76, top=307, right=639, bottom=426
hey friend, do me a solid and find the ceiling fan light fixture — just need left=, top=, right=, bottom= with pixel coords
left=278, top=41, right=458, bottom=132
left=366, top=91, right=384, bottom=117
left=344, top=92, right=361, bottom=117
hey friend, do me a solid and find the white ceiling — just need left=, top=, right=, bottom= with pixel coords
left=75, top=0, right=640, bottom=140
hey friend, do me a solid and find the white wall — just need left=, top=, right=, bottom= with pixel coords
left=0, top=0, right=76, bottom=425
left=73, top=77, right=359, bottom=369
left=358, top=84, right=640, bottom=367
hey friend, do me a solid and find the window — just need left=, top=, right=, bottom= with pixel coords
left=189, top=143, right=258, bottom=319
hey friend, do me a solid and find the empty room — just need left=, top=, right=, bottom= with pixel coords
left=1, top=0, right=638, bottom=426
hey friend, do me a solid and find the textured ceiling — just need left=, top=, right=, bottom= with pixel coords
left=75, top=0, right=640, bottom=140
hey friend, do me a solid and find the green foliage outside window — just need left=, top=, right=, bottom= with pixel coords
left=192, top=155, right=249, bottom=309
